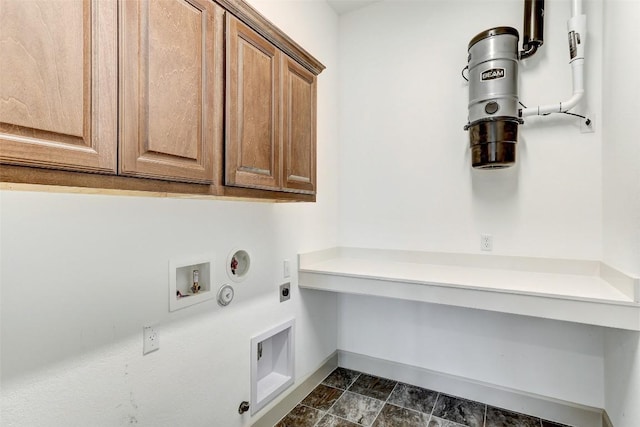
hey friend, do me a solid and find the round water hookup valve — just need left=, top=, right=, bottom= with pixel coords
left=227, top=249, right=251, bottom=282
left=238, top=401, right=250, bottom=414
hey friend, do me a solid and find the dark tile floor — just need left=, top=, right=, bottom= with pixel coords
left=274, top=368, right=573, bottom=427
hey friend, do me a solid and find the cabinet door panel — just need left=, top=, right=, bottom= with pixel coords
left=0, top=0, right=117, bottom=173
left=120, top=0, right=221, bottom=183
left=282, top=56, right=316, bottom=194
left=226, top=16, right=281, bottom=190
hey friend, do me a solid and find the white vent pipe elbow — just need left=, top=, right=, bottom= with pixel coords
left=521, top=1, right=586, bottom=117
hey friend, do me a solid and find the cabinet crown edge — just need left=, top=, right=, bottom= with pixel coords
left=216, top=0, right=326, bottom=75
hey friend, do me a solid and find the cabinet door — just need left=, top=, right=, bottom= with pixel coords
left=120, top=0, right=222, bottom=183
left=226, top=16, right=281, bottom=190
left=0, top=0, right=117, bottom=173
left=282, top=55, right=317, bottom=194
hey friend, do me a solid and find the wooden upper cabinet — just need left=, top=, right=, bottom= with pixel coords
left=1, top=0, right=324, bottom=200
left=225, top=16, right=281, bottom=190
left=119, top=0, right=223, bottom=184
left=282, top=55, right=317, bottom=194
left=0, top=0, right=117, bottom=173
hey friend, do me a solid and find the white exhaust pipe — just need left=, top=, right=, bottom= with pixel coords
left=572, top=0, right=582, bottom=16
left=520, top=0, right=586, bottom=117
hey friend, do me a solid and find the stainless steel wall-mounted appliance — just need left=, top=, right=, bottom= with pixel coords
left=464, top=0, right=587, bottom=169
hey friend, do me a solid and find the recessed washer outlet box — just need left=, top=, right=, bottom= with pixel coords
left=250, top=319, right=295, bottom=415
left=169, top=254, right=215, bottom=312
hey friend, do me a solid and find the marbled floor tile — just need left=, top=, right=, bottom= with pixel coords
left=541, top=420, right=573, bottom=427
left=428, top=416, right=468, bottom=427
left=301, top=384, right=344, bottom=411
left=485, top=406, right=541, bottom=427
left=348, top=373, right=397, bottom=401
left=371, top=403, right=430, bottom=427
left=317, top=413, right=362, bottom=427
left=275, top=404, right=323, bottom=427
left=323, top=368, right=362, bottom=390
left=431, top=394, right=486, bottom=427
left=387, top=382, right=439, bottom=414
left=328, top=391, right=385, bottom=426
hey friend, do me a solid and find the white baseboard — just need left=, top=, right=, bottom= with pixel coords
left=339, top=350, right=604, bottom=427
left=250, top=349, right=607, bottom=427
left=251, top=351, right=338, bottom=427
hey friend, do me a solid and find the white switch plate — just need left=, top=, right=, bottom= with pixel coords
left=283, top=259, right=290, bottom=278
left=143, top=326, right=159, bottom=355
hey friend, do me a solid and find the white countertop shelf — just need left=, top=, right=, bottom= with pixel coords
left=298, top=247, right=640, bottom=330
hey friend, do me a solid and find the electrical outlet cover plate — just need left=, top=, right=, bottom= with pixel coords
left=143, top=326, right=159, bottom=355
left=280, top=282, right=291, bottom=302
left=481, top=234, right=493, bottom=251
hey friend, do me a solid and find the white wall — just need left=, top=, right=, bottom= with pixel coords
left=335, top=0, right=607, bottom=409
left=3, top=0, right=638, bottom=424
left=0, top=1, right=339, bottom=426
left=338, top=295, right=605, bottom=407
left=602, top=0, right=640, bottom=426
left=338, top=0, right=603, bottom=259
left=601, top=1, right=640, bottom=282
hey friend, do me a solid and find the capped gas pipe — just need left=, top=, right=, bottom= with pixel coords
left=464, top=0, right=587, bottom=169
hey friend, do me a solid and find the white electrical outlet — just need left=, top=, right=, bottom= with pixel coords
left=481, top=234, right=493, bottom=251
left=283, top=259, right=290, bottom=278
left=143, top=326, right=159, bottom=355
left=280, top=282, right=291, bottom=302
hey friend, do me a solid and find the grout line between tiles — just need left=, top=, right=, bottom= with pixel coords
left=367, top=379, right=397, bottom=426
left=298, top=403, right=324, bottom=427
left=427, top=392, right=440, bottom=426
left=341, top=371, right=361, bottom=393
left=483, top=404, right=488, bottom=427
left=309, top=368, right=361, bottom=426
left=276, top=368, right=575, bottom=427
left=334, top=415, right=360, bottom=425
left=305, top=368, right=363, bottom=427
left=324, top=392, right=389, bottom=426
left=347, top=372, right=361, bottom=389
left=273, top=400, right=322, bottom=427
left=386, top=402, right=434, bottom=422
left=318, top=393, right=344, bottom=426
left=274, top=376, right=333, bottom=427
